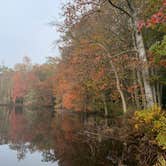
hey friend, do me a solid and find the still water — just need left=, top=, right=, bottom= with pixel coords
left=0, top=107, right=135, bottom=166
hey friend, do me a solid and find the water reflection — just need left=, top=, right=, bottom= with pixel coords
left=0, top=107, right=137, bottom=166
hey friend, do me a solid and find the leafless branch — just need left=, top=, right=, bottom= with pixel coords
left=107, top=0, right=132, bottom=18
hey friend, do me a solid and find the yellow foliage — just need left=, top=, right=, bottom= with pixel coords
left=134, top=104, right=162, bottom=124
left=134, top=104, right=166, bottom=150
left=154, top=155, right=166, bottom=166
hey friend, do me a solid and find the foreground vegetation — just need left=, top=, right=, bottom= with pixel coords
left=123, top=105, right=166, bottom=165
left=81, top=105, right=166, bottom=165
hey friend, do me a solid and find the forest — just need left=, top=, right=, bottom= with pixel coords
left=0, top=0, right=166, bottom=165
left=0, top=0, right=166, bottom=113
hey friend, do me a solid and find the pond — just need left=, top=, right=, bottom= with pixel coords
left=0, top=106, right=148, bottom=166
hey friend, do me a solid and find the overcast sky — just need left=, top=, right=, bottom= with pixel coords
left=0, top=0, right=65, bottom=67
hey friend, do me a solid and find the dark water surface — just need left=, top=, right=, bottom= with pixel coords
left=0, top=107, right=133, bottom=166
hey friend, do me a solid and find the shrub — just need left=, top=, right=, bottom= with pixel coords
left=134, top=104, right=166, bottom=150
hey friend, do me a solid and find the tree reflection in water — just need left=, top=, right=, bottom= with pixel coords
left=0, top=107, right=141, bottom=166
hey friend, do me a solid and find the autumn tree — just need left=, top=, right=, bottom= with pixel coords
left=58, top=0, right=166, bottom=111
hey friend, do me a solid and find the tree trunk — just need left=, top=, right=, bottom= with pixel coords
left=110, top=60, right=127, bottom=113
left=96, top=43, right=127, bottom=113
left=151, top=68, right=157, bottom=103
left=156, top=83, right=162, bottom=106
left=131, top=16, right=154, bottom=108
left=137, top=70, right=146, bottom=108
left=102, top=94, right=108, bottom=117
left=133, top=70, right=140, bottom=109
left=152, top=85, right=157, bottom=103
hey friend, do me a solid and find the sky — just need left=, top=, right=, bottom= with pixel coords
left=0, top=145, right=58, bottom=166
left=0, top=0, right=65, bottom=67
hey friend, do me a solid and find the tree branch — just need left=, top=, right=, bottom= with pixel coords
left=107, top=0, right=132, bottom=18
left=112, top=50, right=137, bottom=58
left=89, top=41, right=137, bottom=59
left=125, top=0, right=134, bottom=13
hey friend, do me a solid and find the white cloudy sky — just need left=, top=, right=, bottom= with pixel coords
left=0, top=0, right=66, bottom=67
